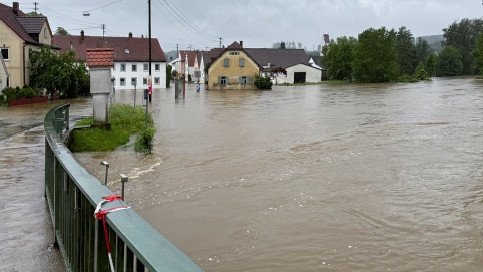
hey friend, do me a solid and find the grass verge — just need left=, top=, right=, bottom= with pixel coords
left=69, top=103, right=155, bottom=153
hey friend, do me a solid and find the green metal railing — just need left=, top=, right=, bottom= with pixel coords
left=44, top=104, right=203, bottom=272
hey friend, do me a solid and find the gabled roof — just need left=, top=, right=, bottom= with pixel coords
left=245, top=48, right=310, bottom=68
left=179, top=50, right=209, bottom=67
left=0, top=3, right=49, bottom=45
left=208, top=42, right=311, bottom=70
left=53, top=35, right=167, bottom=63
left=16, top=16, right=48, bottom=34
left=86, top=48, right=114, bottom=67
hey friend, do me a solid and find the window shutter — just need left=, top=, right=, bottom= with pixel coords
left=218, top=76, right=221, bottom=84
left=246, top=76, right=250, bottom=84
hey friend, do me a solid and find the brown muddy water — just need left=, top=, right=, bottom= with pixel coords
left=1, top=77, right=481, bottom=271
left=74, top=77, right=483, bottom=272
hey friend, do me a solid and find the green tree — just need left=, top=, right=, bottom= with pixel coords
left=30, top=47, right=89, bottom=98
left=321, top=36, right=357, bottom=81
left=25, top=11, right=44, bottom=16
left=55, top=27, right=69, bottom=35
left=443, top=18, right=483, bottom=75
left=424, top=52, right=437, bottom=76
left=436, top=45, right=464, bottom=76
left=352, top=27, right=399, bottom=83
left=415, top=37, right=432, bottom=64
left=472, top=33, right=483, bottom=75
left=166, top=64, right=173, bottom=87
left=395, top=26, right=417, bottom=75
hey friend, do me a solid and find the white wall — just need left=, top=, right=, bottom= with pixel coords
left=272, top=64, right=322, bottom=84
left=111, top=61, right=166, bottom=90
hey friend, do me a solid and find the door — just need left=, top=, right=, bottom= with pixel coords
left=294, top=72, right=306, bottom=84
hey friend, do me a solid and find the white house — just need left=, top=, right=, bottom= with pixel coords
left=53, top=31, right=167, bottom=90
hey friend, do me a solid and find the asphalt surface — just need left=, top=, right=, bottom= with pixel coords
left=0, top=104, right=69, bottom=272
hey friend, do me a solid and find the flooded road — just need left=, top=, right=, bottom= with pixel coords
left=0, top=98, right=91, bottom=271
left=75, top=77, right=483, bottom=271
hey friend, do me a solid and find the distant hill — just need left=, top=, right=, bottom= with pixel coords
left=417, top=34, right=444, bottom=53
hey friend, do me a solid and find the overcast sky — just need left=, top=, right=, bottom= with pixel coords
left=15, top=0, right=483, bottom=52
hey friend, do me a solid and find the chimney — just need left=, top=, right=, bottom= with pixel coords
left=128, top=32, right=132, bottom=38
left=239, top=40, right=243, bottom=47
left=13, top=2, right=19, bottom=15
left=80, top=30, right=84, bottom=41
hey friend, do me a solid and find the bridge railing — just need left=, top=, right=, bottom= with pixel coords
left=44, top=104, right=203, bottom=272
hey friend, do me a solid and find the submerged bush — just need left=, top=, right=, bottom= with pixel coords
left=135, top=127, right=155, bottom=154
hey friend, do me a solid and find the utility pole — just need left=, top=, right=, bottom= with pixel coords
left=219, top=37, right=222, bottom=48
left=148, top=0, right=152, bottom=102
left=101, top=24, right=106, bottom=42
left=33, top=2, right=38, bottom=13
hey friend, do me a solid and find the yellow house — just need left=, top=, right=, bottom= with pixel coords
left=0, top=2, right=53, bottom=89
left=208, top=41, right=260, bottom=90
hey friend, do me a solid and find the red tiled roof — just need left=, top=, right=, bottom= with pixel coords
left=53, top=35, right=167, bottom=63
left=0, top=3, right=48, bottom=44
left=179, top=50, right=209, bottom=66
left=86, top=48, right=114, bottom=67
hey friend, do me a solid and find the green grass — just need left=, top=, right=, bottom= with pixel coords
left=70, top=103, right=154, bottom=152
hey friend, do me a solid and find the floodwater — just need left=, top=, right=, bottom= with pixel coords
left=0, top=98, right=92, bottom=271
left=2, top=77, right=482, bottom=271
left=74, top=77, right=483, bottom=272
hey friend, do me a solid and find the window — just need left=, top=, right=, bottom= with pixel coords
left=132, top=64, right=137, bottom=72
left=229, top=51, right=240, bottom=55
left=120, top=63, right=126, bottom=72
left=223, top=58, right=230, bottom=67
left=239, top=58, right=245, bottom=68
left=219, top=76, right=227, bottom=85
left=240, top=76, right=249, bottom=84
left=143, top=63, right=148, bottom=71
left=154, top=77, right=160, bottom=85
left=131, top=77, right=137, bottom=86
left=155, top=64, right=160, bottom=71
left=1, top=48, right=9, bottom=61
left=120, top=78, right=126, bottom=86
left=143, top=77, right=147, bottom=85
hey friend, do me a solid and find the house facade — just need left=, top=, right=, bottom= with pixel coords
left=0, top=2, right=54, bottom=89
left=177, top=50, right=209, bottom=83
left=53, top=31, right=167, bottom=90
left=207, top=41, right=322, bottom=90
left=207, top=41, right=260, bottom=90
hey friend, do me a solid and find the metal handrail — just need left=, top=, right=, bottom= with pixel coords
left=44, top=103, right=203, bottom=272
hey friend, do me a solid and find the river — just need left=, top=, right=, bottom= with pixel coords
left=73, top=77, right=483, bottom=271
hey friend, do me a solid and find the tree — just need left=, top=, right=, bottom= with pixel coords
left=415, top=37, right=432, bottom=64
left=436, top=45, right=463, bottom=76
left=30, top=47, right=89, bottom=98
left=424, top=53, right=437, bottom=76
left=321, top=36, right=357, bottom=81
left=55, top=27, right=69, bottom=35
left=25, top=11, right=43, bottom=16
left=395, top=26, right=417, bottom=75
left=472, top=33, right=483, bottom=75
left=443, top=18, right=483, bottom=75
left=166, top=64, right=173, bottom=87
left=352, top=27, right=399, bottom=83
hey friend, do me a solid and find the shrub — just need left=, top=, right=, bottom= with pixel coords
left=135, top=127, right=155, bottom=154
left=254, top=75, right=273, bottom=89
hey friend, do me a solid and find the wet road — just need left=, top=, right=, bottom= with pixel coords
left=75, top=77, right=483, bottom=272
left=2, top=77, right=482, bottom=271
left=0, top=99, right=91, bottom=271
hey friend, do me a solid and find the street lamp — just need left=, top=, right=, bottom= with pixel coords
left=120, top=174, right=128, bottom=201
left=100, top=161, right=109, bottom=185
